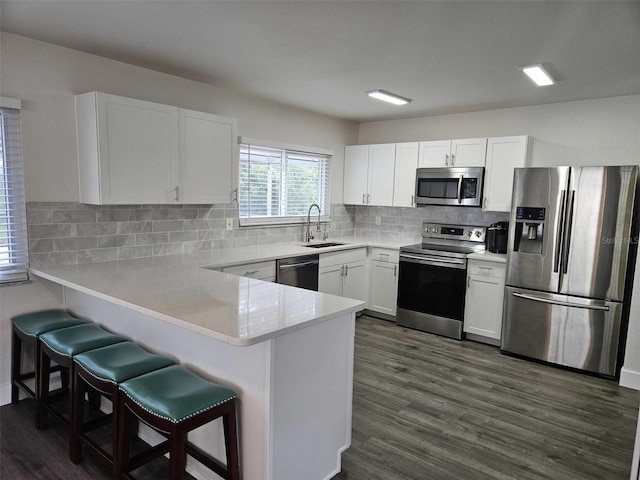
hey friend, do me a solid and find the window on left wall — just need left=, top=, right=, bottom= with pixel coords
left=0, top=98, right=29, bottom=285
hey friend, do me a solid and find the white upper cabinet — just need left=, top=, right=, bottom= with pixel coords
left=392, top=142, right=419, bottom=207
left=483, top=135, right=532, bottom=212
left=76, top=92, right=237, bottom=205
left=178, top=108, right=237, bottom=204
left=343, top=143, right=395, bottom=206
left=418, top=138, right=487, bottom=168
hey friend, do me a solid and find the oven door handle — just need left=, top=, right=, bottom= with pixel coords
left=400, top=253, right=466, bottom=269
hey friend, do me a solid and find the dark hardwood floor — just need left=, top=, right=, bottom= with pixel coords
left=2, top=315, right=638, bottom=479
left=334, top=315, right=640, bottom=480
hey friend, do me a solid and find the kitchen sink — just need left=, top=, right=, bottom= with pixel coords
left=303, top=242, right=345, bottom=249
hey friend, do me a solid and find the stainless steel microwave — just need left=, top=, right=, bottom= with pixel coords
left=415, top=167, right=484, bottom=207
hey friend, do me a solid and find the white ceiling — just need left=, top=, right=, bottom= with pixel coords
left=1, top=0, right=639, bottom=123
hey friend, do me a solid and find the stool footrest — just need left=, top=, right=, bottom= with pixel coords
left=186, top=441, right=230, bottom=479
left=127, top=440, right=170, bottom=471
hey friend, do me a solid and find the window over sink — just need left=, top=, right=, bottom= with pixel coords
left=238, top=138, right=332, bottom=226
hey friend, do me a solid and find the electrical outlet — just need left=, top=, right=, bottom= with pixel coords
left=226, top=218, right=233, bottom=231
left=375, top=215, right=381, bottom=226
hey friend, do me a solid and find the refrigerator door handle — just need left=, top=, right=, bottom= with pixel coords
left=561, top=190, right=576, bottom=274
left=554, top=190, right=567, bottom=273
left=512, top=292, right=610, bottom=311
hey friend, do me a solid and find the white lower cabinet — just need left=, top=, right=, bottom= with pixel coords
left=219, top=260, right=276, bottom=282
left=318, top=248, right=367, bottom=303
left=368, top=248, right=399, bottom=317
left=463, top=258, right=506, bottom=344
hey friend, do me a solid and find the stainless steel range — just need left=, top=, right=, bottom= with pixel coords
left=397, top=223, right=486, bottom=339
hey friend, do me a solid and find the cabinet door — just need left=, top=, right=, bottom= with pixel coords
left=318, top=265, right=343, bottom=296
left=450, top=138, right=487, bottom=167
left=96, top=93, right=178, bottom=204
left=367, top=144, right=395, bottom=206
left=369, top=261, right=398, bottom=316
left=342, top=260, right=368, bottom=303
left=463, top=274, right=505, bottom=340
left=418, top=140, right=451, bottom=168
left=343, top=145, right=369, bottom=205
left=483, top=136, right=532, bottom=212
left=178, top=109, right=237, bottom=204
left=393, top=142, right=419, bottom=207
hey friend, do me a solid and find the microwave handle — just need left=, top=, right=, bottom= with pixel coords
left=456, top=174, right=463, bottom=204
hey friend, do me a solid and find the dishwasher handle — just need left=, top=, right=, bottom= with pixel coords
left=278, top=259, right=319, bottom=270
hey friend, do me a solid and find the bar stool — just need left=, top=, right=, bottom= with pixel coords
left=71, top=342, right=175, bottom=470
left=115, top=365, right=240, bottom=480
left=38, top=323, right=127, bottom=429
left=11, top=309, right=87, bottom=428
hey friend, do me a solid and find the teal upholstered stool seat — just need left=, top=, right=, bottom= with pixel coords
left=71, top=342, right=175, bottom=469
left=38, top=324, right=127, bottom=429
left=11, top=309, right=87, bottom=428
left=115, top=365, right=240, bottom=480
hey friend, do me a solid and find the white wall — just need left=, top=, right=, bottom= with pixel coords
left=0, top=33, right=359, bottom=403
left=360, top=95, right=640, bottom=167
left=0, top=33, right=359, bottom=203
left=360, top=98, right=640, bottom=387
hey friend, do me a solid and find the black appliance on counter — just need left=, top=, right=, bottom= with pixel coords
left=486, top=221, right=508, bottom=253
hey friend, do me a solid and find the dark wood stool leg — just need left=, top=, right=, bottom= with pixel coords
left=10, top=327, right=23, bottom=403
left=37, top=345, right=52, bottom=430
left=70, top=368, right=87, bottom=463
left=223, top=401, right=240, bottom=480
left=114, top=394, right=133, bottom=480
left=168, top=426, right=188, bottom=480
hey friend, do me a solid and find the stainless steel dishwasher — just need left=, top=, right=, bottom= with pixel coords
left=276, top=254, right=319, bottom=291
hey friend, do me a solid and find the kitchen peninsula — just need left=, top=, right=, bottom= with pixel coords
left=30, top=252, right=364, bottom=480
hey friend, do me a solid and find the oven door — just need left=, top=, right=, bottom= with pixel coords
left=396, top=253, right=467, bottom=339
left=415, top=167, right=484, bottom=207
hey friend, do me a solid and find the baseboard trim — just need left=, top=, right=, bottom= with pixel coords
left=620, top=367, right=640, bottom=391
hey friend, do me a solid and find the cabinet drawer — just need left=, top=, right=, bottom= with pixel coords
left=222, top=261, right=276, bottom=280
left=320, top=248, right=366, bottom=268
left=370, top=248, right=399, bottom=263
left=468, top=260, right=506, bottom=279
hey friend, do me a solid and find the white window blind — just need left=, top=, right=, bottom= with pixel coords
left=0, top=100, right=29, bottom=284
left=239, top=140, right=331, bottom=226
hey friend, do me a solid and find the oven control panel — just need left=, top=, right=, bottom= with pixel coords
left=422, top=223, right=486, bottom=243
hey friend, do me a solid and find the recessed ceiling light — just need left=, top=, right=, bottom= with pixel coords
left=366, top=90, right=412, bottom=106
left=521, top=64, right=556, bottom=86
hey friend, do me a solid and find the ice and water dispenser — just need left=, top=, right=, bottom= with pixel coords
left=513, top=207, right=545, bottom=254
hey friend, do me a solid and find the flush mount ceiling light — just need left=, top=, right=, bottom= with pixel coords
left=366, top=89, right=412, bottom=106
left=521, top=64, right=556, bottom=86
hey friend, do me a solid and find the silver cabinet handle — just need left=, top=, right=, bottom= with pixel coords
left=344, top=264, right=349, bottom=276
left=451, top=153, right=455, bottom=166
left=393, top=265, right=397, bottom=277
left=367, top=193, right=370, bottom=204
left=362, top=193, right=366, bottom=204
left=232, top=188, right=238, bottom=203
left=340, top=265, right=345, bottom=276
left=513, top=292, right=610, bottom=311
left=445, top=153, right=449, bottom=167
left=411, top=194, right=414, bottom=206
left=467, top=275, right=471, bottom=288
left=244, top=270, right=259, bottom=276
left=174, top=186, right=180, bottom=203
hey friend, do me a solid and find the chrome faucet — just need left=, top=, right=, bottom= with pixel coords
left=306, top=203, right=321, bottom=242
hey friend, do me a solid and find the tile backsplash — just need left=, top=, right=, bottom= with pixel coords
left=27, top=203, right=356, bottom=268
left=27, top=202, right=508, bottom=268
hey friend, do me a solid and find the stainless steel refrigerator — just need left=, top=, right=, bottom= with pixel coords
left=502, top=166, right=639, bottom=377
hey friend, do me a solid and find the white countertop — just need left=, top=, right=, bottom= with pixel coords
left=467, top=251, right=508, bottom=263
left=31, top=236, right=415, bottom=347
